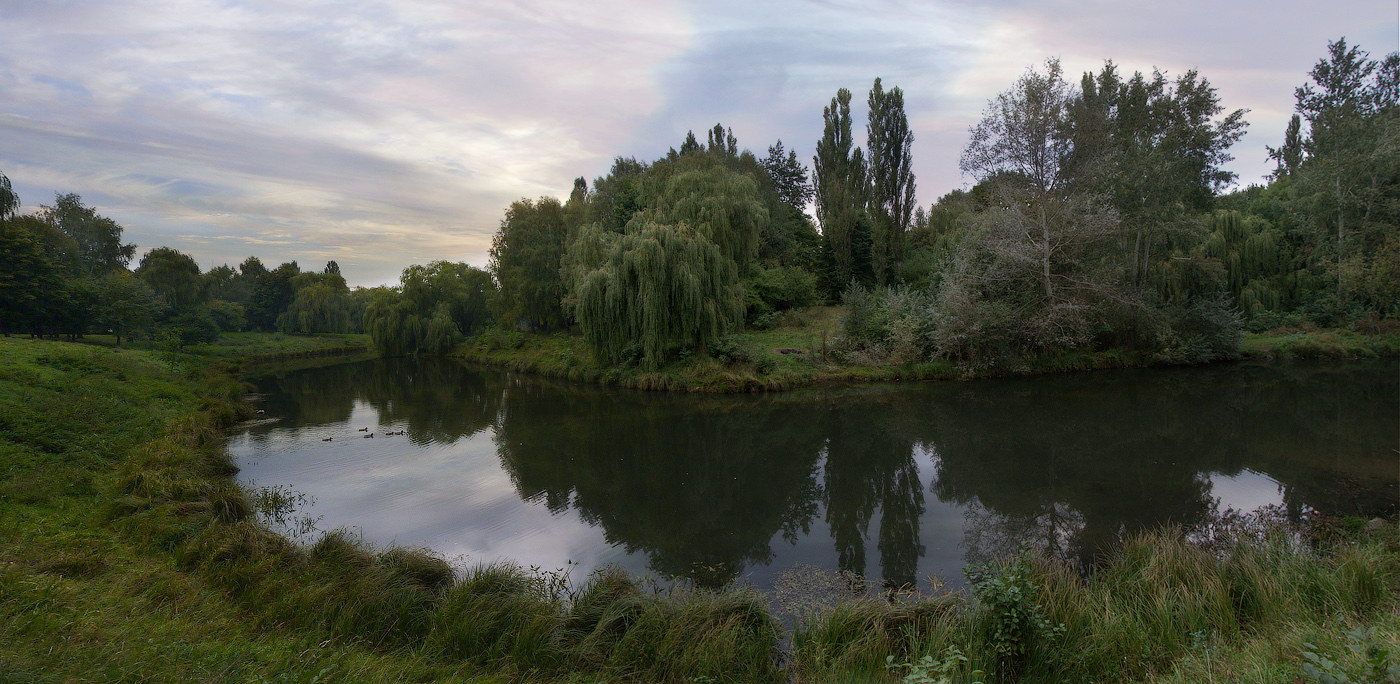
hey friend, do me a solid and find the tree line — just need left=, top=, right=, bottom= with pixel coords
left=452, top=37, right=1394, bottom=369
left=4, top=38, right=1393, bottom=364
left=0, top=188, right=373, bottom=346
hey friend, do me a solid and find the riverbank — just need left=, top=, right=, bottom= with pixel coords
left=3, top=333, right=1398, bottom=682
left=0, top=334, right=783, bottom=681
left=456, top=306, right=1400, bottom=393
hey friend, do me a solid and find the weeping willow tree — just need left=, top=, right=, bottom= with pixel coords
left=364, top=294, right=424, bottom=357
left=559, top=221, right=621, bottom=311
left=650, top=161, right=767, bottom=271
left=1201, top=210, right=1289, bottom=317
left=277, top=273, right=353, bottom=333
left=574, top=221, right=744, bottom=369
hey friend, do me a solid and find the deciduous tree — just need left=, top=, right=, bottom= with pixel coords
left=574, top=222, right=743, bottom=369
left=39, top=194, right=134, bottom=274
left=490, top=197, right=569, bottom=331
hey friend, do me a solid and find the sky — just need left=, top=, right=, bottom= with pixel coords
left=1, top=1, right=1396, bottom=287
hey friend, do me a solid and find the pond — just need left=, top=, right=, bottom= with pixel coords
left=229, top=358, right=1398, bottom=592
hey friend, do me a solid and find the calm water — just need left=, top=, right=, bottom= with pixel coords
left=229, top=358, right=1398, bottom=591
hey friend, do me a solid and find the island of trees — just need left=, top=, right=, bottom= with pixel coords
left=2, top=38, right=1395, bottom=377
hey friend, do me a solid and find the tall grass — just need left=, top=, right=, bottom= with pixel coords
left=789, top=525, right=1400, bottom=683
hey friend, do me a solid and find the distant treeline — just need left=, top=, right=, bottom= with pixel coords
left=2, top=38, right=1394, bottom=364
left=0, top=187, right=371, bottom=345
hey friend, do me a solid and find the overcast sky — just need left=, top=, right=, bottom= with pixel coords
left=2, top=1, right=1396, bottom=286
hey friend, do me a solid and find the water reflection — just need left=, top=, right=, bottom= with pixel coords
left=231, top=359, right=1398, bottom=590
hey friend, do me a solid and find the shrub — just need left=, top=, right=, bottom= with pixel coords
left=709, top=335, right=752, bottom=365
left=1154, top=293, right=1244, bottom=364
left=745, top=266, right=819, bottom=322
left=162, top=308, right=221, bottom=347
left=837, top=284, right=937, bottom=363
left=970, top=560, right=1063, bottom=682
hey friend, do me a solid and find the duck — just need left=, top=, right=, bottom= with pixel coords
left=321, top=436, right=333, bottom=442
left=358, top=427, right=368, bottom=432
left=363, top=433, right=374, bottom=438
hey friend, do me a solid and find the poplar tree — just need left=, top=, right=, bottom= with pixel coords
left=813, top=88, right=871, bottom=297
left=866, top=77, right=916, bottom=285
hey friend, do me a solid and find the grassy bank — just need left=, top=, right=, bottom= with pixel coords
left=0, top=335, right=445, bottom=681
left=1241, top=326, right=1400, bottom=360
left=4, top=333, right=1397, bottom=682
left=787, top=519, right=1400, bottom=683
left=456, top=306, right=1396, bottom=393
left=0, top=334, right=783, bottom=682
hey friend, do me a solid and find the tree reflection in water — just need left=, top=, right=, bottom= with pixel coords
left=237, top=358, right=1397, bottom=590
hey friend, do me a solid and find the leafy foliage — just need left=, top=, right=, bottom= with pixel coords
left=574, top=222, right=743, bottom=369
left=1302, top=627, right=1400, bottom=684
left=490, top=197, right=570, bottom=331
left=867, top=77, right=917, bottom=285
left=970, top=561, right=1063, bottom=682
left=278, top=273, right=353, bottom=334
left=39, top=193, right=135, bottom=274
left=365, top=262, right=496, bottom=356
left=814, top=87, right=873, bottom=298
left=649, top=156, right=767, bottom=271
left=761, top=140, right=814, bottom=212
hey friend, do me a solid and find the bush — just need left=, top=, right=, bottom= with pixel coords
left=1247, top=309, right=1308, bottom=333
left=970, top=561, right=1062, bottom=681
left=896, top=247, right=941, bottom=291
left=745, top=266, right=819, bottom=323
left=205, top=299, right=246, bottom=333
left=837, top=284, right=937, bottom=363
left=709, top=335, right=752, bottom=365
left=1154, top=293, right=1244, bottom=364
left=1299, top=291, right=1367, bottom=329
left=162, top=308, right=221, bottom=347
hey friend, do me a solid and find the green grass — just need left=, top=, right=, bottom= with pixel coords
left=4, top=332, right=1397, bottom=682
left=456, top=308, right=972, bottom=393
left=457, top=306, right=1286, bottom=393
left=0, top=336, right=467, bottom=682
left=787, top=525, right=1400, bottom=683
left=0, top=334, right=783, bottom=682
left=1241, top=328, right=1400, bottom=360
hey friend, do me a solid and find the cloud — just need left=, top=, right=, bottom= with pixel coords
left=0, top=0, right=1394, bottom=284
